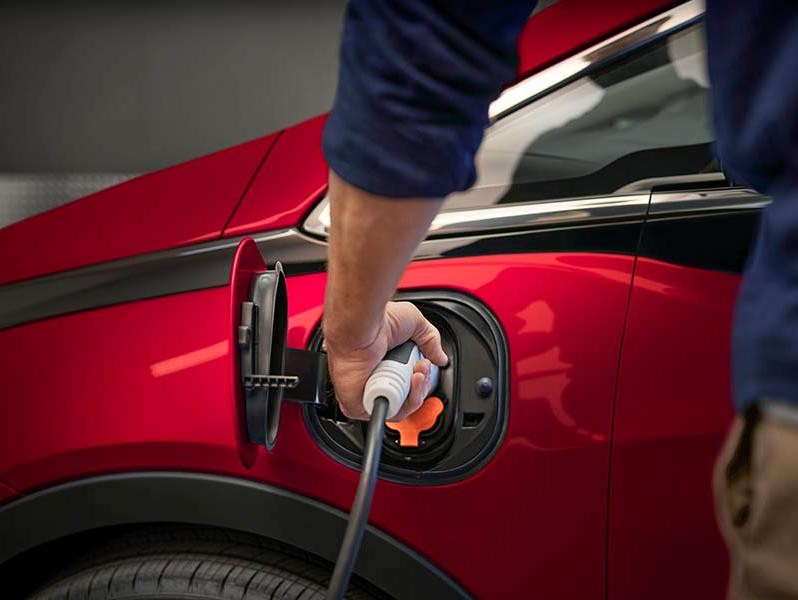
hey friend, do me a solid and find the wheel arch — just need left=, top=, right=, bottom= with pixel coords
left=0, top=471, right=469, bottom=599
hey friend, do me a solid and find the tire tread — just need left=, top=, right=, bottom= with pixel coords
left=27, top=526, right=374, bottom=600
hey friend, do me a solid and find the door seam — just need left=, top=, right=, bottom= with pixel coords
left=603, top=190, right=651, bottom=600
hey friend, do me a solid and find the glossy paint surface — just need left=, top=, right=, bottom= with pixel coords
left=0, top=133, right=277, bottom=286
left=0, top=286, right=240, bottom=488
left=516, top=0, right=681, bottom=78
left=0, top=252, right=634, bottom=599
left=224, top=115, right=328, bottom=237
left=610, top=258, right=737, bottom=600
left=0, top=481, right=19, bottom=505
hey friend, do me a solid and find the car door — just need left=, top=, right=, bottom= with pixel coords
left=610, top=182, right=767, bottom=599
left=602, top=6, right=776, bottom=596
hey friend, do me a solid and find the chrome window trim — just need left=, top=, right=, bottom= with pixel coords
left=304, top=184, right=769, bottom=241
left=614, top=172, right=726, bottom=194
left=649, top=188, right=771, bottom=217
left=426, top=194, right=649, bottom=236
left=306, top=184, right=769, bottom=239
left=303, top=193, right=653, bottom=239
left=489, top=0, right=704, bottom=120
left=303, top=1, right=707, bottom=241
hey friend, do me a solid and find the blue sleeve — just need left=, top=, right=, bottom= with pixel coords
left=706, top=0, right=798, bottom=192
left=322, top=0, right=536, bottom=198
left=706, top=0, right=798, bottom=411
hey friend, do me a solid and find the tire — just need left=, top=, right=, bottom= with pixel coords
left=28, top=526, right=376, bottom=600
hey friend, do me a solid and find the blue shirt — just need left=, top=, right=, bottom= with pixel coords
left=323, top=0, right=798, bottom=412
left=706, top=0, right=798, bottom=412
left=323, top=0, right=534, bottom=197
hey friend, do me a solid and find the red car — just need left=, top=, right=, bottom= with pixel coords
left=0, top=1, right=764, bottom=598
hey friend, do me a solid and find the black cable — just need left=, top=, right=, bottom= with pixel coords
left=326, top=395, right=389, bottom=600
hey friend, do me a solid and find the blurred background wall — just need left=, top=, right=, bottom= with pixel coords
left=0, top=1, right=556, bottom=226
left=0, top=1, right=345, bottom=225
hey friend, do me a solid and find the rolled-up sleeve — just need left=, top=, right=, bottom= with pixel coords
left=323, top=0, right=536, bottom=198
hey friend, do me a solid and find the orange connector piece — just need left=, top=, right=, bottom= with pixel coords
left=386, top=396, right=444, bottom=447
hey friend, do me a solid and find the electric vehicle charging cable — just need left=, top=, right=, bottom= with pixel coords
left=326, top=341, right=441, bottom=600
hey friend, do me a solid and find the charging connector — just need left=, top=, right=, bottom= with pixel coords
left=363, top=341, right=440, bottom=419
left=326, top=395, right=389, bottom=600
left=327, top=341, right=441, bottom=600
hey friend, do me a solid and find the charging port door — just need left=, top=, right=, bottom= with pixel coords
left=230, top=238, right=327, bottom=451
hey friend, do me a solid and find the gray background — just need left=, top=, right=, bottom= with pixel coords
left=0, top=1, right=345, bottom=226
left=0, top=1, right=345, bottom=174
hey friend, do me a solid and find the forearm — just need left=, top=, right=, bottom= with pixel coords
left=323, top=171, right=443, bottom=350
left=319, top=0, right=534, bottom=418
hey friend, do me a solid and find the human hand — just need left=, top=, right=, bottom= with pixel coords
left=324, top=301, right=448, bottom=421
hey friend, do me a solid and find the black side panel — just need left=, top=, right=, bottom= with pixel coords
left=0, top=221, right=642, bottom=331
left=0, top=472, right=469, bottom=600
left=436, top=220, right=642, bottom=259
left=0, top=240, right=234, bottom=331
left=639, top=211, right=761, bottom=274
left=0, top=231, right=327, bottom=332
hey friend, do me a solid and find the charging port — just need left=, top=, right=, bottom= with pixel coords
left=386, top=396, right=444, bottom=447
left=303, top=291, right=508, bottom=485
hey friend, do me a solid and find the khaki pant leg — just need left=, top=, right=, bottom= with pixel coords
left=715, top=407, right=798, bottom=600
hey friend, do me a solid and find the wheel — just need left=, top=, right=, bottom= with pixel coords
left=28, top=526, right=376, bottom=600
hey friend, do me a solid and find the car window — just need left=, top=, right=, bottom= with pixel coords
left=442, top=23, right=714, bottom=212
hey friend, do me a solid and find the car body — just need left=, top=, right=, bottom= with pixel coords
left=0, top=1, right=759, bottom=598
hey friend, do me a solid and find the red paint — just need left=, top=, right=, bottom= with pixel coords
left=224, top=115, right=329, bottom=237
left=610, top=258, right=737, bottom=600
left=0, top=133, right=278, bottom=286
left=0, top=481, right=19, bottom=505
left=0, top=252, right=634, bottom=599
left=0, top=286, right=241, bottom=489
left=516, top=0, right=681, bottom=79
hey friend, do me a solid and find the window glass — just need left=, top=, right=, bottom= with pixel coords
left=443, top=23, right=715, bottom=211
